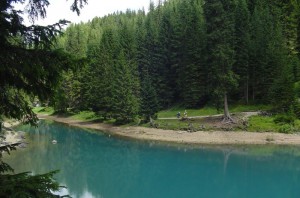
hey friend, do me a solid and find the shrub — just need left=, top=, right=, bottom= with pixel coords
left=293, top=102, right=300, bottom=119
left=274, top=114, right=296, bottom=125
left=278, top=124, right=294, bottom=134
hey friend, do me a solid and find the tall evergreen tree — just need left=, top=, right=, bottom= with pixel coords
left=176, top=0, right=207, bottom=107
left=233, top=0, right=251, bottom=104
left=86, top=28, right=118, bottom=118
left=248, top=5, right=290, bottom=103
left=111, top=51, right=140, bottom=123
left=140, top=74, right=159, bottom=121
left=204, top=0, right=237, bottom=121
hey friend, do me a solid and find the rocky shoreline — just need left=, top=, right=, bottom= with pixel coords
left=0, top=121, right=27, bottom=148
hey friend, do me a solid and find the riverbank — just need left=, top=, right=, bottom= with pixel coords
left=38, top=114, right=300, bottom=145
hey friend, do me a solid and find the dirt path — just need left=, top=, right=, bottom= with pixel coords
left=158, top=111, right=259, bottom=120
left=38, top=114, right=300, bottom=146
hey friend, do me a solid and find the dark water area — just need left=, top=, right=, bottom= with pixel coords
left=4, top=120, right=300, bottom=198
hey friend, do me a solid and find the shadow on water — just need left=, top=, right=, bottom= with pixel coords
left=4, top=120, right=300, bottom=198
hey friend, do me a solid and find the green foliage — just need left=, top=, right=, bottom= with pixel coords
left=248, top=116, right=279, bottom=132
left=204, top=0, right=238, bottom=118
left=230, top=104, right=271, bottom=112
left=295, top=81, right=300, bottom=97
left=157, top=106, right=220, bottom=118
left=140, top=75, right=159, bottom=121
left=111, top=51, right=140, bottom=123
left=157, top=104, right=271, bottom=118
left=274, top=114, right=296, bottom=125
left=0, top=144, right=68, bottom=197
left=293, top=101, right=300, bottom=118
left=32, top=107, right=55, bottom=115
left=248, top=115, right=300, bottom=132
left=278, top=124, right=294, bottom=134
left=52, top=0, right=300, bottom=123
left=0, top=0, right=87, bottom=125
left=0, top=170, right=66, bottom=198
left=269, top=61, right=295, bottom=114
left=233, top=0, right=251, bottom=104
left=70, top=111, right=102, bottom=121
left=0, top=0, right=88, bottom=196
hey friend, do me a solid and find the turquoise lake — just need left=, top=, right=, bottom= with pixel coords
left=4, top=120, right=300, bottom=198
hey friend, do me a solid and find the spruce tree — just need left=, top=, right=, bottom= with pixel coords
left=111, top=51, right=139, bottom=123
left=204, top=0, right=237, bottom=121
left=140, top=74, right=159, bottom=122
left=234, top=0, right=251, bottom=104
left=176, top=0, right=207, bottom=107
left=86, top=28, right=118, bottom=118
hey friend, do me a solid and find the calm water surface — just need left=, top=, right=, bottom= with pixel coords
left=4, top=120, right=300, bottom=198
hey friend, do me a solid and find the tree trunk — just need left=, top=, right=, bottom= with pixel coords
left=223, top=93, right=233, bottom=122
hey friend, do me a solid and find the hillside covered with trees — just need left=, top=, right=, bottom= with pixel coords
left=52, top=0, right=300, bottom=123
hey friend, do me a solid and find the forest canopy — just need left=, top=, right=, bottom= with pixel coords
left=53, top=0, right=300, bottom=122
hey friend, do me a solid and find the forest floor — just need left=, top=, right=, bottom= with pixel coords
left=155, top=111, right=259, bottom=131
left=37, top=114, right=300, bottom=145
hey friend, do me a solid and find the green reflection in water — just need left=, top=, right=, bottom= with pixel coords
left=4, top=120, right=300, bottom=198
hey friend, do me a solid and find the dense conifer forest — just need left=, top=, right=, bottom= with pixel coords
left=52, top=0, right=300, bottom=123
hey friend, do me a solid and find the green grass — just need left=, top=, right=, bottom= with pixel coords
left=248, top=115, right=300, bottom=133
left=230, top=104, right=271, bottom=113
left=69, top=111, right=121, bottom=125
left=70, top=111, right=102, bottom=122
left=33, top=105, right=300, bottom=133
left=157, top=104, right=271, bottom=118
left=157, top=106, right=219, bottom=118
left=152, top=114, right=300, bottom=133
left=142, top=119, right=206, bottom=131
left=247, top=116, right=279, bottom=132
left=295, top=119, right=300, bottom=128
left=32, top=107, right=55, bottom=115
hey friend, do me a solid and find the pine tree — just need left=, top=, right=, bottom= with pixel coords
left=176, top=0, right=207, bottom=107
left=248, top=4, right=291, bottom=103
left=65, top=24, right=88, bottom=58
left=111, top=51, right=140, bottom=123
left=86, top=28, right=118, bottom=118
left=234, top=0, right=251, bottom=104
left=155, top=4, right=176, bottom=108
left=140, top=74, right=159, bottom=121
left=204, top=0, right=237, bottom=121
left=270, top=66, right=295, bottom=113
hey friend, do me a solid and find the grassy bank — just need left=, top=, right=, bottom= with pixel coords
left=33, top=105, right=300, bottom=133
left=32, top=107, right=55, bottom=115
left=157, top=104, right=271, bottom=118
left=248, top=116, right=300, bottom=133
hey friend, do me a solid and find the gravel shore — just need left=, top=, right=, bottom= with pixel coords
left=38, top=114, right=300, bottom=145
